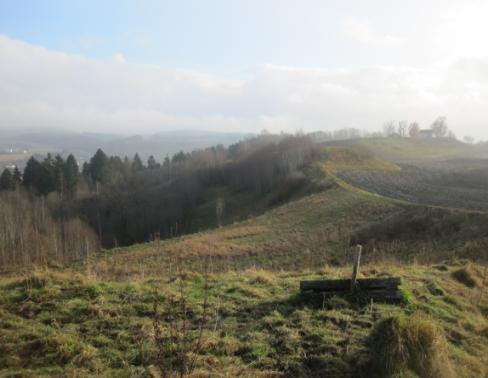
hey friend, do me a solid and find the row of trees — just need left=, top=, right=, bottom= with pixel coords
left=382, top=117, right=455, bottom=139
left=0, top=190, right=99, bottom=270
left=0, top=154, right=79, bottom=199
left=0, top=133, right=336, bottom=251
left=0, top=149, right=196, bottom=198
left=308, top=128, right=384, bottom=142
left=74, top=134, right=318, bottom=247
left=0, top=167, right=21, bottom=191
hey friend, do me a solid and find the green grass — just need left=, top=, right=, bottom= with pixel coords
left=89, top=180, right=488, bottom=282
left=189, top=161, right=333, bottom=233
left=90, top=187, right=404, bottom=279
left=3, top=141, right=487, bottom=376
left=1, top=264, right=486, bottom=377
left=326, top=137, right=472, bottom=163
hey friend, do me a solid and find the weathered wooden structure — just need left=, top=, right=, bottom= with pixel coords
left=300, top=245, right=403, bottom=302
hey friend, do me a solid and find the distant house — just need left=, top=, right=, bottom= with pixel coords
left=419, top=129, right=433, bottom=139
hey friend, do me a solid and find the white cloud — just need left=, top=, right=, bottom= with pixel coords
left=1, top=34, right=488, bottom=139
left=342, top=18, right=404, bottom=48
left=435, top=1, right=488, bottom=59
left=111, top=53, right=126, bottom=64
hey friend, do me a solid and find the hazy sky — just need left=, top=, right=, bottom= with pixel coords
left=1, top=0, right=488, bottom=139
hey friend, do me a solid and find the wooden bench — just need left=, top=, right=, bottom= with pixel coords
left=299, top=245, right=403, bottom=303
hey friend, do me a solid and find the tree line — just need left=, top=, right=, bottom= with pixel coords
left=382, top=116, right=456, bottom=139
left=0, top=134, right=322, bottom=253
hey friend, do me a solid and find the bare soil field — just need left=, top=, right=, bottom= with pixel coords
left=336, top=161, right=488, bottom=211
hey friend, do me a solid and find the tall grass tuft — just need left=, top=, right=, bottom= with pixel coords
left=364, top=314, right=452, bottom=378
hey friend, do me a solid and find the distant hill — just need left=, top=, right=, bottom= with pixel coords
left=0, top=129, right=249, bottom=168
left=325, top=137, right=473, bottom=163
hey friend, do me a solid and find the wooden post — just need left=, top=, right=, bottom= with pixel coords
left=350, top=245, right=362, bottom=292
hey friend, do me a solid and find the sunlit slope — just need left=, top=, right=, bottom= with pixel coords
left=92, top=183, right=488, bottom=279
left=1, top=263, right=487, bottom=376
left=93, top=187, right=401, bottom=278
left=326, top=137, right=472, bottom=163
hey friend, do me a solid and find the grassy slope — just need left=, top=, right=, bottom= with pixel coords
left=92, top=187, right=402, bottom=279
left=90, top=147, right=488, bottom=280
left=1, top=264, right=487, bottom=377
left=189, top=162, right=332, bottom=232
left=326, top=137, right=472, bottom=163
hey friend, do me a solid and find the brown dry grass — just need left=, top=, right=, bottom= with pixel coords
left=452, top=265, right=482, bottom=288
left=366, top=314, right=453, bottom=378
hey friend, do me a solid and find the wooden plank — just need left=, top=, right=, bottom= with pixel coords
left=300, top=277, right=401, bottom=292
left=314, top=289, right=403, bottom=302
left=365, top=289, right=403, bottom=302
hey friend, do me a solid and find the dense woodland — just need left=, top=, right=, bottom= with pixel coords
left=0, top=134, right=322, bottom=268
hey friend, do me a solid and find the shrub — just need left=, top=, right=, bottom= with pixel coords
left=22, top=274, right=49, bottom=290
left=364, top=314, right=452, bottom=378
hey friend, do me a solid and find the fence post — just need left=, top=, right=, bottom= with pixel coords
left=350, top=245, right=362, bottom=292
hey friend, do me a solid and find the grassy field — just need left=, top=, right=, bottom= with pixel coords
left=88, top=181, right=488, bottom=281
left=189, top=161, right=333, bottom=232
left=90, top=187, right=405, bottom=280
left=326, top=138, right=472, bottom=163
left=1, top=263, right=487, bottom=377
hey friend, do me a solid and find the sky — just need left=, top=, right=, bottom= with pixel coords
left=1, top=0, right=488, bottom=139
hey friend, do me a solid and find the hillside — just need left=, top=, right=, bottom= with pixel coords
left=336, top=164, right=488, bottom=211
left=1, top=263, right=487, bottom=376
left=1, top=137, right=488, bottom=377
left=322, top=140, right=488, bottom=212
left=88, top=183, right=488, bottom=282
left=326, top=137, right=472, bottom=163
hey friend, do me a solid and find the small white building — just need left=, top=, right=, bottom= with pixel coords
left=419, top=129, right=434, bottom=139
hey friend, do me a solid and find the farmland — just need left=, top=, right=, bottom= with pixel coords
left=336, top=162, right=488, bottom=211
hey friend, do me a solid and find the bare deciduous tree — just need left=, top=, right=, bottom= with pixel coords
left=408, top=122, right=420, bottom=138
left=431, top=116, right=448, bottom=138
left=216, top=197, right=225, bottom=227
left=383, top=121, right=396, bottom=137
left=398, top=121, right=408, bottom=137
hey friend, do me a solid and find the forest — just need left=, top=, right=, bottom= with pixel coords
left=0, top=134, right=322, bottom=269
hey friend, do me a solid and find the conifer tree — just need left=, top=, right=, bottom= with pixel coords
left=23, top=157, right=51, bottom=195
left=89, top=149, right=109, bottom=186
left=132, top=153, right=144, bottom=171
left=147, top=155, right=159, bottom=169
left=12, top=166, right=22, bottom=186
left=82, top=162, right=91, bottom=182
left=53, top=154, right=65, bottom=198
left=0, top=169, right=15, bottom=191
left=163, top=155, right=170, bottom=166
left=65, top=154, right=79, bottom=199
left=41, top=153, right=57, bottom=194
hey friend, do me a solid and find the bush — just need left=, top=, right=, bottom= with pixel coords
left=364, top=314, right=452, bottom=378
